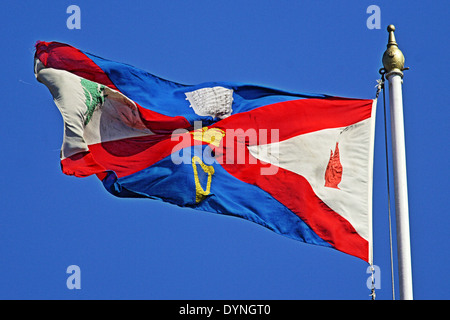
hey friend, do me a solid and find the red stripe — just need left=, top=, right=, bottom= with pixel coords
left=212, top=98, right=373, bottom=144
left=61, top=151, right=107, bottom=180
left=63, top=133, right=194, bottom=178
left=35, top=41, right=119, bottom=90
left=35, top=41, right=190, bottom=133
left=136, top=105, right=191, bottom=134
left=89, top=135, right=175, bottom=178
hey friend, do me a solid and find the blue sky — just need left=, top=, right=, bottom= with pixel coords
left=0, top=0, right=448, bottom=300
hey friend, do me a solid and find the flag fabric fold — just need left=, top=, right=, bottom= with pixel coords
left=35, top=41, right=376, bottom=263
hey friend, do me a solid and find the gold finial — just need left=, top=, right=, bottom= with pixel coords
left=382, top=25, right=405, bottom=77
left=387, top=25, right=397, bottom=46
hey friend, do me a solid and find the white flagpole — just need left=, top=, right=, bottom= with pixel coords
left=382, top=25, right=413, bottom=300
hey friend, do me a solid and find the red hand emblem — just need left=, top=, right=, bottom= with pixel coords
left=324, top=142, right=343, bottom=189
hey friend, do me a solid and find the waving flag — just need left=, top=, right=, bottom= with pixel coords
left=35, top=41, right=376, bottom=263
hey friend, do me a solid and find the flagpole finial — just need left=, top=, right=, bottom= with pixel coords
left=382, top=24, right=405, bottom=77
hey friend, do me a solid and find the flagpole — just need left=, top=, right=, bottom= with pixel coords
left=382, top=25, right=413, bottom=300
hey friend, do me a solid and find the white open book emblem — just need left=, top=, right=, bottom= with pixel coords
left=185, top=86, right=233, bottom=119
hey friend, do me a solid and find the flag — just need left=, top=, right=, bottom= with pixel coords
left=35, top=41, right=376, bottom=263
